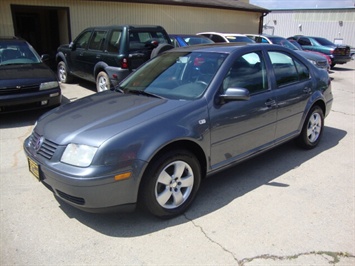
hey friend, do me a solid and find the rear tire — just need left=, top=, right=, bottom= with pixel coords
left=57, top=61, right=73, bottom=83
left=96, top=71, right=111, bottom=92
left=139, top=150, right=201, bottom=218
left=296, top=106, right=324, bottom=149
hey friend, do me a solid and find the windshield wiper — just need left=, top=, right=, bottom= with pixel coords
left=125, top=89, right=164, bottom=99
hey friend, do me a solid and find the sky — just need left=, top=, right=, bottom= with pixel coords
left=249, top=0, right=355, bottom=9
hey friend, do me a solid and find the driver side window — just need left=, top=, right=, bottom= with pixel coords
left=223, top=51, right=268, bottom=94
left=75, top=31, right=92, bottom=49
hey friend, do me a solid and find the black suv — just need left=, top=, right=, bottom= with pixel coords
left=56, top=25, right=173, bottom=92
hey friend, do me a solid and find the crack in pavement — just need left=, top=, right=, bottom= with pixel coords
left=240, top=251, right=355, bottom=265
left=184, top=213, right=240, bottom=264
left=184, top=214, right=354, bottom=265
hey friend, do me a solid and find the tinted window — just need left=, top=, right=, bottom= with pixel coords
left=225, top=36, right=254, bottom=43
left=107, top=30, right=122, bottom=53
left=0, top=41, right=41, bottom=65
left=75, top=31, right=92, bottom=49
left=294, top=60, right=310, bottom=81
left=314, top=37, right=334, bottom=46
left=88, top=30, right=107, bottom=50
left=298, top=37, right=312, bottom=46
left=223, top=52, right=268, bottom=94
left=129, top=31, right=168, bottom=51
left=211, top=35, right=226, bottom=43
left=268, top=52, right=309, bottom=87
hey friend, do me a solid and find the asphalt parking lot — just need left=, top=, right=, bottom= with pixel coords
left=1, top=61, right=354, bottom=265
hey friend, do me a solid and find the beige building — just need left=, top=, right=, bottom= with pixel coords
left=0, top=0, right=268, bottom=56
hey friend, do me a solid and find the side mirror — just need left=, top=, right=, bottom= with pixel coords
left=219, top=88, right=250, bottom=104
left=69, top=42, right=76, bottom=50
left=41, top=54, right=50, bottom=62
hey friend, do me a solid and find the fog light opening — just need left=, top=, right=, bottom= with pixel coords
left=50, top=92, right=60, bottom=97
left=41, top=100, right=48, bottom=105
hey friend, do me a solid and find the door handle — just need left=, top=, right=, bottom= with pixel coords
left=265, top=99, right=277, bottom=108
left=303, top=87, right=312, bottom=94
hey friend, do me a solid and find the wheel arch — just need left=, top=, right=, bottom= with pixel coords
left=93, top=61, right=109, bottom=79
left=56, top=52, right=67, bottom=64
left=151, top=140, right=207, bottom=178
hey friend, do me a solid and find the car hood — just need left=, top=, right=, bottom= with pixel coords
left=295, top=50, right=326, bottom=61
left=0, top=63, right=56, bottom=88
left=35, top=91, right=190, bottom=146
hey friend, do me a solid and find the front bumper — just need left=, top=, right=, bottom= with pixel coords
left=24, top=136, right=146, bottom=213
left=0, top=88, right=61, bottom=113
left=330, top=55, right=352, bottom=65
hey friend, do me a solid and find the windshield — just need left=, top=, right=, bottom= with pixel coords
left=226, top=36, right=254, bottom=43
left=314, top=37, right=334, bottom=46
left=0, top=41, right=41, bottom=66
left=120, top=51, right=228, bottom=100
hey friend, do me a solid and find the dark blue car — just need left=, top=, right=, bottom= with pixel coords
left=170, top=34, right=214, bottom=47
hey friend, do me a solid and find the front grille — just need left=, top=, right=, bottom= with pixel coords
left=316, top=61, right=328, bottom=68
left=29, top=131, right=58, bottom=160
left=0, top=84, right=39, bottom=95
left=56, top=190, right=85, bottom=205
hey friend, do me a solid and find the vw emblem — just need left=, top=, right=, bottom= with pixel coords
left=34, top=136, right=44, bottom=152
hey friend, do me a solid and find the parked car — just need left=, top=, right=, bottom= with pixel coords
left=24, top=43, right=333, bottom=218
left=56, top=25, right=173, bottom=92
left=0, top=37, right=61, bottom=113
left=287, top=35, right=351, bottom=68
left=350, top=46, right=355, bottom=60
left=170, top=34, right=214, bottom=47
left=247, top=34, right=329, bottom=71
left=288, top=39, right=332, bottom=68
left=197, top=32, right=254, bottom=43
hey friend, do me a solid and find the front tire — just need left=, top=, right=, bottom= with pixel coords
left=57, top=61, right=73, bottom=83
left=139, top=150, right=201, bottom=218
left=296, top=106, right=324, bottom=149
left=96, top=71, right=111, bottom=92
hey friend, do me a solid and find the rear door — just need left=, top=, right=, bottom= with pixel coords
left=267, top=50, right=313, bottom=142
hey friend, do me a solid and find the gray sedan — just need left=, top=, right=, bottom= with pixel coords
left=24, top=43, right=333, bottom=218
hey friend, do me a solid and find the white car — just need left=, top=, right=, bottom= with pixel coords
left=197, top=32, right=254, bottom=43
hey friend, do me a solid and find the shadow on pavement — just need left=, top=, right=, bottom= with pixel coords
left=53, top=125, right=347, bottom=237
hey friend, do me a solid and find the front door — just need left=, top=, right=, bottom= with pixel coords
left=209, top=51, right=277, bottom=170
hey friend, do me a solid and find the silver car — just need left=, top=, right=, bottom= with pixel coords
left=24, top=43, right=333, bottom=218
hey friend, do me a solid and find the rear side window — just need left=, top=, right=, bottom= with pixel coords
left=268, top=52, right=310, bottom=87
left=129, top=31, right=169, bottom=51
left=107, top=30, right=122, bottom=53
left=88, top=30, right=107, bottom=51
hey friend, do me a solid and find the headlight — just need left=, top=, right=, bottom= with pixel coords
left=307, top=59, right=317, bottom=66
left=40, top=81, right=59, bottom=90
left=61, top=143, right=98, bottom=167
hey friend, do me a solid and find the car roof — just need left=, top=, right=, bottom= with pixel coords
left=170, top=34, right=210, bottom=38
left=197, top=32, right=248, bottom=36
left=83, top=25, right=166, bottom=30
left=168, top=42, right=272, bottom=53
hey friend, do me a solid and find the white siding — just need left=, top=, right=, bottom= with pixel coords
left=263, top=10, right=355, bottom=46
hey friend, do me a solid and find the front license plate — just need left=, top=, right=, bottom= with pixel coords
left=28, top=157, right=40, bottom=181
